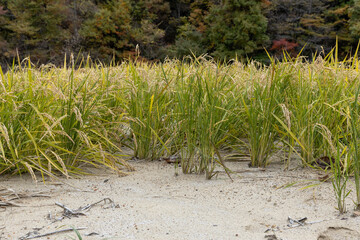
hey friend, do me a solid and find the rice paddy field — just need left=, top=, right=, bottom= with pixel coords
left=2, top=52, right=360, bottom=238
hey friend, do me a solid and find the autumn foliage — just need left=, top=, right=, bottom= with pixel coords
left=0, top=0, right=358, bottom=64
left=270, top=39, right=299, bottom=57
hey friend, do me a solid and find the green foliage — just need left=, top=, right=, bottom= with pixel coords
left=0, top=5, right=14, bottom=60
left=350, top=0, right=360, bottom=39
left=170, top=23, right=206, bottom=58
left=130, top=0, right=170, bottom=59
left=4, top=50, right=360, bottom=185
left=206, top=0, right=269, bottom=59
left=125, top=62, right=175, bottom=160
left=331, top=133, right=351, bottom=214
left=132, top=20, right=165, bottom=59
left=266, top=0, right=352, bottom=57
left=350, top=78, right=360, bottom=209
left=1, top=0, right=70, bottom=61
left=175, top=60, right=237, bottom=178
left=189, top=0, right=212, bottom=33
left=0, top=0, right=360, bottom=67
left=242, top=64, right=281, bottom=167
left=80, top=0, right=132, bottom=59
left=0, top=59, right=133, bottom=180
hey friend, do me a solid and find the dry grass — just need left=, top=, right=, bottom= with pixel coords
left=0, top=53, right=360, bottom=191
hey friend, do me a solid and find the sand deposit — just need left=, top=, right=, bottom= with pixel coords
left=1, top=160, right=360, bottom=240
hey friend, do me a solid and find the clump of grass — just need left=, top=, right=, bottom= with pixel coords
left=125, top=61, right=176, bottom=160
left=3, top=49, right=360, bottom=186
left=330, top=137, right=351, bottom=214
left=175, top=59, right=236, bottom=178
left=0, top=58, right=132, bottom=180
left=350, top=84, right=360, bottom=209
left=242, top=62, right=281, bottom=167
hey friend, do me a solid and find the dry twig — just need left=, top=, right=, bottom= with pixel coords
left=19, top=227, right=87, bottom=239
left=0, top=187, right=50, bottom=207
left=52, top=198, right=117, bottom=221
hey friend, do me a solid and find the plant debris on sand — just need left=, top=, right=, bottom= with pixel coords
left=1, top=161, right=360, bottom=240
left=2, top=47, right=360, bottom=223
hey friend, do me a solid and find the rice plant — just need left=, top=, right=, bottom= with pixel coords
left=2, top=50, right=360, bottom=187
left=0, top=58, right=132, bottom=181
left=125, top=61, right=174, bottom=160
left=175, top=59, right=236, bottom=178
left=330, top=134, right=351, bottom=214
left=350, top=83, right=360, bottom=209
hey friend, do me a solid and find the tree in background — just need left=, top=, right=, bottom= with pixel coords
left=132, top=19, right=166, bottom=59
left=0, top=0, right=359, bottom=65
left=167, top=0, right=213, bottom=58
left=61, top=0, right=99, bottom=56
left=80, top=0, right=132, bottom=60
left=169, top=21, right=207, bottom=58
left=0, top=0, right=70, bottom=63
left=206, top=0, right=269, bottom=60
left=265, top=0, right=352, bottom=57
left=188, top=0, right=212, bottom=33
left=164, top=0, right=192, bottom=43
left=130, top=0, right=170, bottom=59
left=0, top=4, right=14, bottom=62
left=350, top=0, right=360, bottom=42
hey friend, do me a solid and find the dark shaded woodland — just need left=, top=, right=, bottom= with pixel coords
left=0, top=0, right=358, bottom=65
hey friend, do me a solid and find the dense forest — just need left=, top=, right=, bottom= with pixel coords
left=0, top=0, right=359, bottom=65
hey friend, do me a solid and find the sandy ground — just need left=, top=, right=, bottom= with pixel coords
left=1, top=159, right=360, bottom=240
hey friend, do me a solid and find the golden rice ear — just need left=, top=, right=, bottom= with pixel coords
left=0, top=49, right=359, bottom=215
left=23, top=162, right=37, bottom=182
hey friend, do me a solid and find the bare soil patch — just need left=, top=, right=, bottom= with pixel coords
left=1, top=160, right=360, bottom=240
